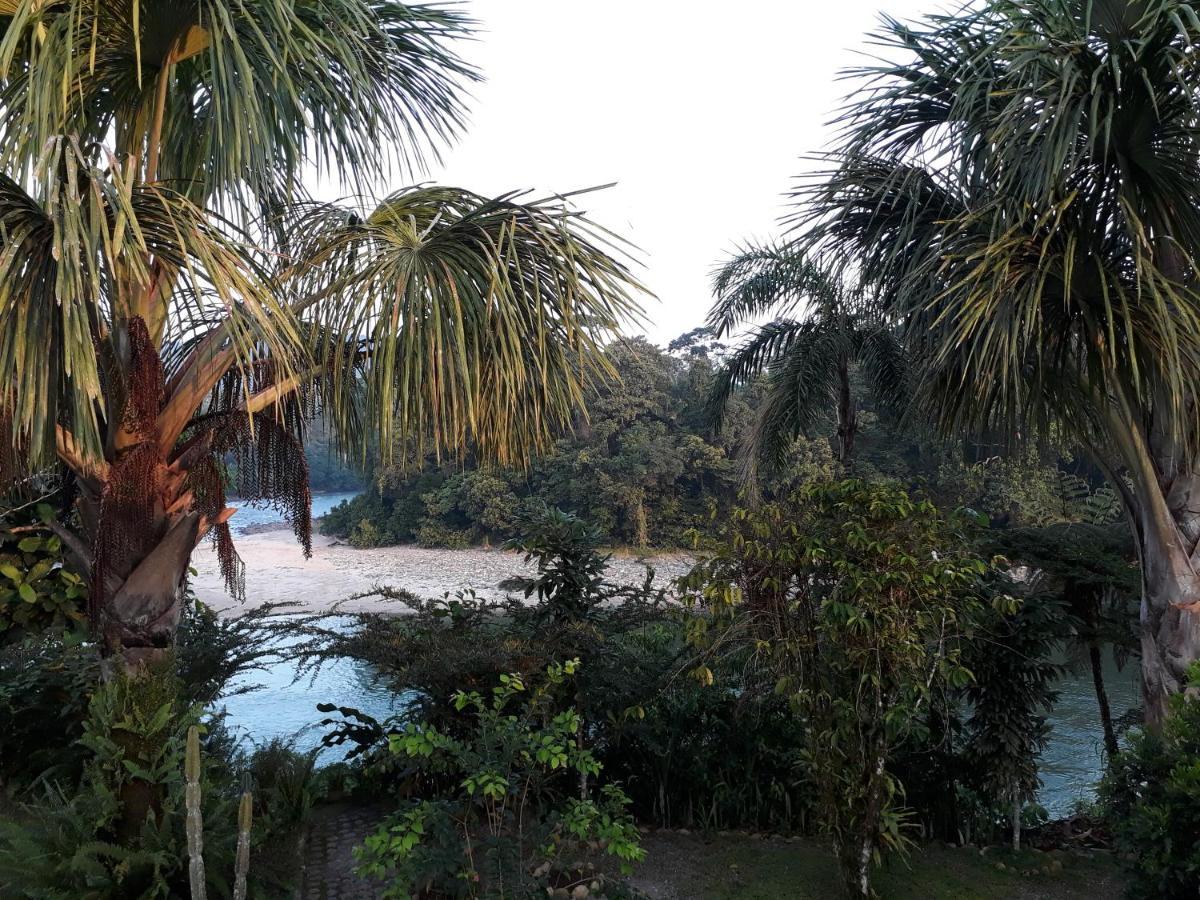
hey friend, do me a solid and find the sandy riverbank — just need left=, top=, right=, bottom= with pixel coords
left=191, top=528, right=695, bottom=617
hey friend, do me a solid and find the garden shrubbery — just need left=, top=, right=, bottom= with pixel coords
left=0, top=522, right=320, bottom=900
left=304, top=490, right=1093, bottom=898
left=1100, top=664, right=1200, bottom=899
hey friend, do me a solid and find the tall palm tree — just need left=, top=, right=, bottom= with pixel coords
left=800, top=0, right=1200, bottom=724
left=706, top=241, right=904, bottom=473
left=0, top=1, right=643, bottom=668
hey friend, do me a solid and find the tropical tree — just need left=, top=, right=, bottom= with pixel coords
left=706, top=241, right=904, bottom=473
left=801, top=0, right=1200, bottom=724
left=0, top=1, right=642, bottom=669
left=682, top=480, right=986, bottom=898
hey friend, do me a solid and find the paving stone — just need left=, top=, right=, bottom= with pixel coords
left=300, top=803, right=390, bottom=899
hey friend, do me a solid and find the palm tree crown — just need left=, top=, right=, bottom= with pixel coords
left=796, top=0, right=1200, bottom=721
left=0, top=1, right=645, bottom=656
left=707, top=241, right=904, bottom=473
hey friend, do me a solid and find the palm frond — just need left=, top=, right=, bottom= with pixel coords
left=0, top=0, right=477, bottom=212
left=797, top=0, right=1200, bottom=464
left=275, top=185, right=647, bottom=469
left=704, top=318, right=817, bottom=429
left=750, top=328, right=843, bottom=475
left=708, top=241, right=841, bottom=337
left=0, top=139, right=304, bottom=472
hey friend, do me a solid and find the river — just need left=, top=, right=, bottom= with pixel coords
left=214, top=494, right=1135, bottom=816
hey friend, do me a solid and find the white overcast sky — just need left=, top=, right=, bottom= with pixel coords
left=417, top=1, right=934, bottom=343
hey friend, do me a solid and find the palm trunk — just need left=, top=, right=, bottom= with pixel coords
left=1134, top=469, right=1200, bottom=727
left=1137, top=545, right=1200, bottom=728
left=1088, top=639, right=1120, bottom=758
left=1099, top=392, right=1200, bottom=728
left=81, top=330, right=206, bottom=666
left=835, top=355, right=857, bottom=464
left=92, top=493, right=201, bottom=668
left=1010, top=781, right=1021, bottom=852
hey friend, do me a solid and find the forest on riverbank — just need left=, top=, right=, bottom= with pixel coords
left=321, top=329, right=1131, bottom=551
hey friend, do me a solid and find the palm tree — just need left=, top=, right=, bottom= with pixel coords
left=799, top=0, right=1200, bottom=724
left=0, top=2, right=643, bottom=669
left=706, top=241, right=904, bottom=473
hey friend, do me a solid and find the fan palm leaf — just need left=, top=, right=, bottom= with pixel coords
left=0, top=0, right=476, bottom=209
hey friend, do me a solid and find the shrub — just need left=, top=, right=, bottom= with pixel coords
left=597, top=627, right=812, bottom=832
left=307, top=506, right=819, bottom=837
left=0, top=596, right=293, bottom=794
left=0, top=631, right=99, bottom=789
left=175, top=597, right=297, bottom=707
left=348, top=517, right=382, bottom=548
left=0, top=506, right=87, bottom=640
left=682, top=480, right=988, bottom=899
left=1099, top=663, right=1200, bottom=899
left=961, top=584, right=1064, bottom=849
left=355, top=659, right=644, bottom=898
left=0, top=659, right=317, bottom=898
left=0, top=664, right=221, bottom=898
left=415, top=520, right=472, bottom=549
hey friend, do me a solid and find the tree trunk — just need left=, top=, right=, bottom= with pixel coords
left=82, top=449, right=206, bottom=670
left=1135, top=496, right=1200, bottom=728
left=1010, top=781, right=1021, bottom=852
left=835, top=356, right=857, bottom=464
left=838, top=740, right=887, bottom=899
left=1088, top=639, right=1120, bottom=758
left=74, top=317, right=232, bottom=670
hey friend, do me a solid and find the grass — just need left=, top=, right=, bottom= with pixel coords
left=629, top=832, right=1127, bottom=899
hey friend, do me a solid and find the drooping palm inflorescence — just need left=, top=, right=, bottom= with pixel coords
left=0, top=1, right=643, bottom=663
left=798, top=0, right=1200, bottom=723
left=706, top=241, right=904, bottom=474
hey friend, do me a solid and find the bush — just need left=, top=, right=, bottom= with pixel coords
left=682, top=480, right=989, bottom=898
left=0, top=507, right=87, bottom=640
left=1100, top=664, right=1200, bottom=899
left=355, top=659, right=644, bottom=898
left=0, top=662, right=316, bottom=899
left=350, top=518, right=384, bottom=549
left=597, top=628, right=812, bottom=831
left=0, top=596, right=294, bottom=795
left=0, top=631, right=99, bottom=789
left=307, top=506, right=819, bottom=837
left=175, top=597, right=297, bottom=707
left=415, top=520, right=472, bottom=549
left=0, top=664, right=219, bottom=898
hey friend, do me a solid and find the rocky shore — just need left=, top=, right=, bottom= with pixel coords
left=191, top=529, right=694, bottom=616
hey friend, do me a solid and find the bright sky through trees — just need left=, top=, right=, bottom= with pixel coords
left=338, top=0, right=934, bottom=341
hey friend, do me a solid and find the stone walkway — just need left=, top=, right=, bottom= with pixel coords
left=299, top=802, right=390, bottom=899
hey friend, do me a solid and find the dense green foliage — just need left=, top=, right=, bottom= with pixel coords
left=357, top=660, right=644, bottom=898
left=0, top=598, right=319, bottom=897
left=682, top=481, right=989, bottom=897
left=324, top=332, right=1129, bottom=551
left=322, top=335, right=743, bottom=549
left=961, top=587, right=1063, bottom=849
left=0, top=501, right=86, bottom=638
left=1100, top=664, right=1200, bottom=899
